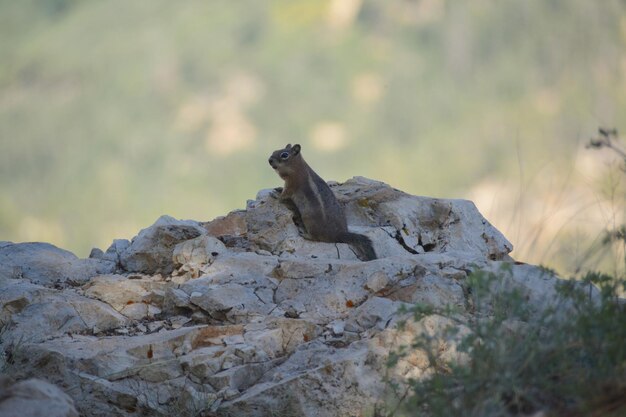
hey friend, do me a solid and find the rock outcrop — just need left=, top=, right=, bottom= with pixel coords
left=0, top=377, right=79, bottom=417
left=0, top=177, right=570, bottom=417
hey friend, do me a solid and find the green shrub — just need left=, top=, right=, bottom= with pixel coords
left=385, top=269, right=626, bottom=417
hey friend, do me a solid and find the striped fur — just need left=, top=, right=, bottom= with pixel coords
left=269, top=144, right=377, bottom=261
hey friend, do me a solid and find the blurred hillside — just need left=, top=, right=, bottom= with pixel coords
left=1, top=0, right=625, bottom=276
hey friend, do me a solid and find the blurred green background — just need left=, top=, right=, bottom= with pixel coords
left=1, top=0, right=625, bottom=276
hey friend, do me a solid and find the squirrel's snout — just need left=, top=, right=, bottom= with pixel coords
left=268, top=158, right=277, bottom=169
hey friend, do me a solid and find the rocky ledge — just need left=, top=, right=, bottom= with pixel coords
left=0, top=177, right=570, bottom=416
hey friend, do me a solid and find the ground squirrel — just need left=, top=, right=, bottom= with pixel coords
left=268, top=143, right=377, bottom=261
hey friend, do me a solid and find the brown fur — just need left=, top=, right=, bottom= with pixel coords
left=268, top=144, right=376, bottom=261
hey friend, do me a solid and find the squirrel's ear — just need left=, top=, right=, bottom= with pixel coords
left=292, top=144, right=301, bottom=155
left=285, top=143, right=292, bottom=149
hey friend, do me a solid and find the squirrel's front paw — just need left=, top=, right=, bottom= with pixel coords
left=270, top=187, right=283, bottom=199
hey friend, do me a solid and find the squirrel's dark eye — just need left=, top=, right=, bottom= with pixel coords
left=280, top=152, right=289, bottom=159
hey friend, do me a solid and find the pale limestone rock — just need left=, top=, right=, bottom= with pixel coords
left=273, top=258, right=336, bottom=279
left=0, top=242, right=115, bottom=286
left=204, top=211, right=248, bottom=238
left=120, top=215, right=206, bottom=274
left=366, top=226, right=424, bottom=258
left=172, top=234, right=227, bottom=269
left=199, top=251, right=279, bottom=280
left=273, top=257, right=425, bottom=324
left=207, top=360, right=279, bottom=392
left=336, top=177, right=513, bottom=260
left=386, top=273, right=466, bottom=310
left=0, top=280, right=49, bottom=325
left=187, top=282, right=273, bottom=320
left=91, top=239, right=130, bottom=267
left=11, top=325, right=242, bottom=394
left=365, top=270, right=390, bottom=292
left=414, top=273, right=466, bottom=308
left=82, top=274, right=166, bottom=319
left=0, top=378, right=79, bottom=417
left=0, top=179, right=562, bottom=417
left=178, top=383, right=218, bottom=413
left=182, top=273, right=277, bottom=321
left=119, top=303, right=162, bottom=321
left=0, top=279, right=127, bottom=344
left=219, top=340, right=384, bottom=417
left=329, top=320, right=345, bottom=336
left=162, top=287, right=192, bottom=313
left=83, top=274, right=148, bottom=310
left=233, top=343, right=269, bottom=362
left=244, top=327, right=284, bottom=359
left=345, top=296, right=405, bottom=332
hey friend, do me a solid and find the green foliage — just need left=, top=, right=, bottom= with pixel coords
left=386, top=269, right=626, bottom=417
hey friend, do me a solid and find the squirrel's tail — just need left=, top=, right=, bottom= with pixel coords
left=338, top=232, right=377, bottom=261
